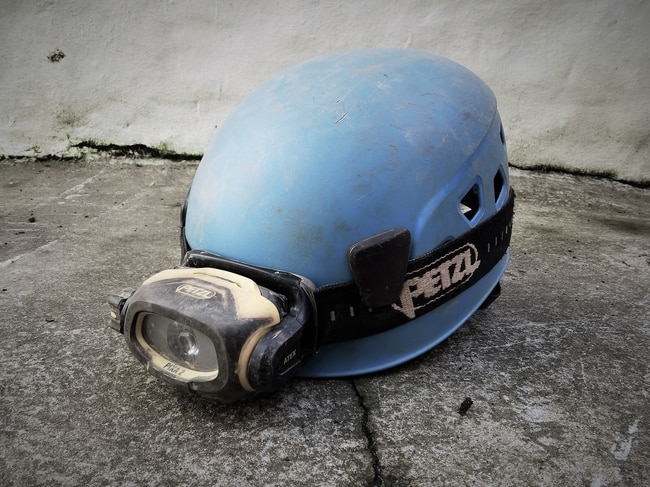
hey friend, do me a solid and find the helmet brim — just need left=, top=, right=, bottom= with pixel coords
left=297, top=253, right=509, bottom=377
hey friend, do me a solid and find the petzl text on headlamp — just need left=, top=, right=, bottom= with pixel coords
left=108, top=49, right=515, bottom=403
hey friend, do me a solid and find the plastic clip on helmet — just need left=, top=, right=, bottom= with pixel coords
left=108, top=49, right=515, bottom=403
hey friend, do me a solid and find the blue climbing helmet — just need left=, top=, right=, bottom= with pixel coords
left=109, top=48, right=514, bottom=403
left=182, top=48, right=513, bottom=377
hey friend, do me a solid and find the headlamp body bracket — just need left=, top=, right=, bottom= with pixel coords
left=111, top=255, right=317, bottom=403
left=181, top=251, right=318, bottom=397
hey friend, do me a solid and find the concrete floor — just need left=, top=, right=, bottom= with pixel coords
left=0, top=159, right=648, bottom=486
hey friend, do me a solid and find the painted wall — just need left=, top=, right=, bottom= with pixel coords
left=1, top=0, right=648, bottom=184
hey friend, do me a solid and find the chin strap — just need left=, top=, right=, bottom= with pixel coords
left=315, top=188, right=514, bottom=345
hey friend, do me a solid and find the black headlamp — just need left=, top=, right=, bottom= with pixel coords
left=109, top=189, right=514, bottom=403
left=109, top=255, right=317, bottom=403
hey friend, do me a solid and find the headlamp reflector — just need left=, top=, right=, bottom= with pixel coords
left=135, top=313, right=219, bottom=382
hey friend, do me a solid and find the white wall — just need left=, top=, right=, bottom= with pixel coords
left=1, top=0, right=648, bottom=184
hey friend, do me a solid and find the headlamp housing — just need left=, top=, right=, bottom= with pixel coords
left=111, top=263, right=315, bottom=403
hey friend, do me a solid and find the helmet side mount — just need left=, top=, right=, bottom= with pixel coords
left=348, top=228, right=412, bottom=308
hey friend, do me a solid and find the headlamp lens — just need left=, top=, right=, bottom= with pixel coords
left=169, top=328, right=199, bottom=363
left=136, top=313, right=219, bottom=382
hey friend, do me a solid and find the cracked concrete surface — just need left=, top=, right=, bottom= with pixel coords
left=1, top=159, right=648, bottom=486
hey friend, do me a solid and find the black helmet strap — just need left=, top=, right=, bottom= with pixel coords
left=181, top=189, right=515, bottom=348
left=315, top=188, right=515, bottom=345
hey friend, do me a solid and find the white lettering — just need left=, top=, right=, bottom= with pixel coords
left=392, top=244, right=481, bottom=319
left=283, top=349, right=297, bottom=365
left=176, top=283, right=216, bottom=300
left=163, top=362, right=185, bottom=376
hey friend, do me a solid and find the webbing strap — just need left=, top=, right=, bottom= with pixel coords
left=315, top=189, right=515, bottom=345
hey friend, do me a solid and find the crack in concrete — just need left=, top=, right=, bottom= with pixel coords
left=352, top=380, right=385, bottom=487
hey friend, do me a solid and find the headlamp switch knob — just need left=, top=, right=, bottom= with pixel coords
left=246, top=317, right=305, bottom=393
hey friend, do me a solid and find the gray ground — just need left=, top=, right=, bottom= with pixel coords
left=1, top=159, right=648, bottom=486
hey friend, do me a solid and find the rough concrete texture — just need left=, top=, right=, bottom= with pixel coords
left=1, top=1, right=649, bottom=184
left=0, top=159, right=648, bottom=486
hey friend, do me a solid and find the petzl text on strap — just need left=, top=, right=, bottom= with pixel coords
left=315, top=188, right=515, bottom=345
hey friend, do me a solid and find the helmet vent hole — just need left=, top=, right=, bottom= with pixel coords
left=493, top=169, right=505, bottom=203
left=499, top=123, right=506, bottom=145
left=460, top=184, right=480, bottom=221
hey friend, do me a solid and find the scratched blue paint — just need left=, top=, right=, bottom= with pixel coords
left=185, top=49, right=510, bottom=376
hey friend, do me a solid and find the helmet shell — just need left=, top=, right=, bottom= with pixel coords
left=185, top=48, right=510, bottom=377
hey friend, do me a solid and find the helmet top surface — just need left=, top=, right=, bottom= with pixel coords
left=186, top=48, right=504, bottom=286
left=184, top=48, right=511, bottom=377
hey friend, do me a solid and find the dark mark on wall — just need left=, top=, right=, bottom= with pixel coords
left=73, top=141, right=202, bottom=161
left=47, top=49, right=66, bottom=62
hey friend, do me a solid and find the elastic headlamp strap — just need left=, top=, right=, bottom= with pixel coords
left=181, top=189, right=514, bottom=348
left=315, top=188, right=515, bottom=345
